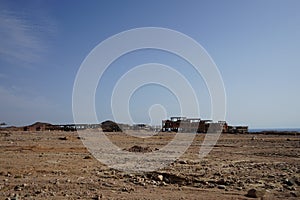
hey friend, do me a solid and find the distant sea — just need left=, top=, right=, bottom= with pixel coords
left=249, top=128, right=300, bottom=132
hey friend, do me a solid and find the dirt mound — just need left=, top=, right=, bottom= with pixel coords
left=101, top=120, right=122, bottom=132
left=126, top=145, right=152, bottom=153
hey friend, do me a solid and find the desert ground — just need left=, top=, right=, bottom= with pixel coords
left=0, top=130, right=299, bottom=199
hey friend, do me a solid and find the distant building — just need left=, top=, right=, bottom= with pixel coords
left=162, top=117, right=218, bottom=133
left=227, top=125, right=248, bottom=134
left=162, top=117, right=247, bottom=133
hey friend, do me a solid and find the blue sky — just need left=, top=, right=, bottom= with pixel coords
left=0, top=0, right=299, bottom=128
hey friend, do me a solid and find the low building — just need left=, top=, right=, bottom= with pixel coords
left=227, top=125, right=248, bottom=134
left=162, top=117, right=226, bottom=133
left=161, top=117, right=248, bottom=133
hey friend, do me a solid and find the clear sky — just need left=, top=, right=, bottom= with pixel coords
left=0, top=0, right=299, bottom=128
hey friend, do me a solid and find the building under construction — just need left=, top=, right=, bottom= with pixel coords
left=162, top=117, right=248, bottom=133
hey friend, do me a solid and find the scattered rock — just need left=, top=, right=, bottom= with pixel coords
left=135, top=177, right=144, bottom=183
left=153, top=174, right=163, bottom=182
left=265, top=182, right=279, bottom=189
left=294, top=177, right=300, bottom=186
left=83, top=155, right=92, bottom=159
left=137, top=181, right=146, bottom=186
left=160, top=181, right=168, bottom=186
left=214, top=172, right=222, bottom=176
left=49, top=191, right=56, bottom=196
left=7, top=194, right=19, bottom=200
left=178, top=160, right=188, bottom=164
left=251, top=136, right=257, bottom=140
left=236, top=187, right=243, bottom=190
left=35, top=190, right=43, bottom=194
left=121, top=187, right=134, bottom=192
left=216, top=178, right=226, bottom=185
left=283, top=178, right=295, bottom=186
left=14, top=175, right=22, bottom=179
left=92, top=194, right=103, bottom=199
left=268, top=174, right=275, bottom=179
left=246, top=188, right=266, bottom=198
left=58, top=136, right=68, bottom=140
left=14, top=185, right=22, bottom=191
left=102, top=182, right=113, bottom=187
left=147, top=172, right=187, bottom=185
left=217, top=185, right=226, bottom=189
left=285, top=186, right=296, bottom=191
left=1, top=130, right=299, bottom=199
left=290, top=191, right=299, bottom=197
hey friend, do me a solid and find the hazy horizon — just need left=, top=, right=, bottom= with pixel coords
left=2, top=119, right=300, bottom=131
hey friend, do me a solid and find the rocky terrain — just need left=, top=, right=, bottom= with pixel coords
left=0, top=130, right=299, bottom=199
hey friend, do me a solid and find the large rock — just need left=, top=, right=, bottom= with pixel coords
left=246, top=188, right=266, bottom=198
left=217, top=185, right=226, bottom=189
left=155, top=174, right=163, bottom=181
left=283, top=178, right=296, bottom=186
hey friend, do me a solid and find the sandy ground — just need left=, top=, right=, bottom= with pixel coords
left=0, top=130, right=299, bottom=199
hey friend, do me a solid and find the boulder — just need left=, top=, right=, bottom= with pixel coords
left=217, top=185, right=226, bottom=189
left=246, top=188, right=266, bottom=198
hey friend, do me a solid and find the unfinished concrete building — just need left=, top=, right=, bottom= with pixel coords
left=162, top=117, right=247, bottom=133
left=227, top=125, right=248, bottom=134
left=162, top=117, right=215, bottom=133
